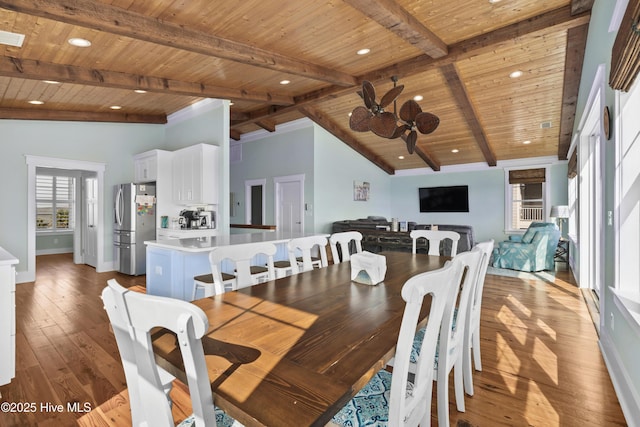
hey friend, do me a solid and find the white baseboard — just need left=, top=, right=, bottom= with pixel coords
left=600, top=333, right=639, bottom=427
left=35, top=248, right=73, bottom=256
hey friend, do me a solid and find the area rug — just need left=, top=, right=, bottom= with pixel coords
left=487, top=266, right=556, bottom=282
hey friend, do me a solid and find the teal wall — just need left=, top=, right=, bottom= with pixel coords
left=229, top=124, right=315, bottom=230
left=313, top=124, right=392, bottom=233
left=36, top=234, right=74, bottom=254
left=0, top=120, right=165, bottom=273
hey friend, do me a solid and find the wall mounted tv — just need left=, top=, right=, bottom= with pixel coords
left=419, top=185, right=469, bottom=213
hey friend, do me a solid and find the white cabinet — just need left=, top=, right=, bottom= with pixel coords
left=0, top=247, right=18, bottom=386
left=134, top=151, right=159, bottom=183
left=172, top=144, right=219, bottom=205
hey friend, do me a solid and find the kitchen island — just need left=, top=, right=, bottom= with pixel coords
left=145, top=231, right=321, bottom=300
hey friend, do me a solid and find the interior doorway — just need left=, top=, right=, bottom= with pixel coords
left=274, top=174, right=305, bottom=233
left=24, top=155, right=106, bottom=284
left=245, top=178, right=266, bottom=225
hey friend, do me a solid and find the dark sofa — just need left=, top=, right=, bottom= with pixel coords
left=331, top=217, right=475, bottom=256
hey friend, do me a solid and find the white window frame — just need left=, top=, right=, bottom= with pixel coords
left=503, top=165, right=551, bottom=234
left=35, top=171, right=76, bottom=234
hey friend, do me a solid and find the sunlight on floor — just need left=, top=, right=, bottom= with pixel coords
left=496, top=333, right=520, bottom=394
left=533, top=336, right=558, bottom=384
left=536, top=318, right=557, bottom=340
left=525, top=380, right=559, bottom=425
left=497, top=303, right=528, bottom=345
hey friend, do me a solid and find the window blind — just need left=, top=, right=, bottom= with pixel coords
left=610, top=0, right=640, bottom=92
left=508, top=168, right=546, bottom=184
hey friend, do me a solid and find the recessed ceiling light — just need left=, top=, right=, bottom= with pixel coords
left=279, top=80, right=290, bottom=85
left=134, top=89, right=147, bottom=94
left=451, top=149, right=459, bottom=153
left=28, top=100, right=44, bottom=105
left=357, top=48, right=371, bottom=55
left=523, top=140, right=532, bottom=145
left=68, top=37, right=92, bottom=47
left=489, top=0, right=502, bottom=3
left=398, top=155, right=405, bottom=160
left=42, top=80, right=60, bottom=85
left=509, top=70, right=523, bottom=78
left=413, top=95, right=424, bottom=101
left=110, top=105, right=122, bottom=110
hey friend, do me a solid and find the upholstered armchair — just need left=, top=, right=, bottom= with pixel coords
left=492, top=222, right=561, bottom=272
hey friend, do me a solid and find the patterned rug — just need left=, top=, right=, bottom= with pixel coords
left=487, top=266, right=556, bottom=282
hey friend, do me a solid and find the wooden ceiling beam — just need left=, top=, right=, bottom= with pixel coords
left=558, top=24, right=589, bottom=160
left=298, top=105, right=395, bottom=175
left=0, top=0, right=357, bottom=87
left=232, top=5, right=591, bottom=129
left=0, top=108, right=167, bottom=123
left=440, top=63, right=497, bottom=167
left=0, top=56, right=294, bottom=105
left=230, top=129, right=242, bottom=141
left=414, top=146, right=441, bottom=171
left=343, top=0, right=447, bottom=58
left=256, top=119, right=277, bottom=132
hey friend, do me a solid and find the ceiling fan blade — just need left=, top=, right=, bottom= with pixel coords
left=405, top=130, right=417, bottom=154
left=356, top=90, right=363, bottom=100
left=415, top=112, right=440, bottom=134
left=379, top=84, right=404, bottom=108
left=391, top=124, right=408, bottom=139
left=370, top=112, right=398, bottom=138
left=349, top=106, right=373, bottom=132
left=399, top=99, right=422, bottom=122
left=362, top=81, right=376, bottom=110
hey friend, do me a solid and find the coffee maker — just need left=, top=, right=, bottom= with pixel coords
left=199, top=210, right=214, bottom=229
left=179, top=209, right=201, bottom=229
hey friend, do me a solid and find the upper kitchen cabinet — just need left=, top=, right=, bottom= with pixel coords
left=134, top=149, right=171, bottom=183
left=172, top=144, right=219, bottom=205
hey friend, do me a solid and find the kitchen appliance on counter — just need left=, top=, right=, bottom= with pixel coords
left=199, top=210, right=215, bottom=229
left=180, top=209, right=200, bottom=229
left=179, top=209, right=215, bottom=229
left=114, top=183, right=156, bottom=275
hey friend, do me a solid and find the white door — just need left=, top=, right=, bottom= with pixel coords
left=275, top=175, right=304, bottom=233
left=83, top=177, right=98, bottom=267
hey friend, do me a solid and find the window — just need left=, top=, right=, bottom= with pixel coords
left=504, top=167, right=548, bottom=232
left=36, top=174, right=76, bottom=232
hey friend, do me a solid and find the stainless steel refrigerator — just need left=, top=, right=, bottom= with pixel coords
left=114, top=182, right=156, bottom=275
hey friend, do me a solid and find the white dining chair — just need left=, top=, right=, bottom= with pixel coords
left=410, top=229, right=460, bottom=256
left=192, top=242, right=277, bottom=299
left=330, top=256, right=464, bottom=427
left=274, top=235, right=329, bottom=278
left=101, top=279, right=241, bottom=427
left=329, top=231, right=363, bottom=263
left=463, top=240, right=494, bottom=396
left=387, top=246, right=483, bottom=426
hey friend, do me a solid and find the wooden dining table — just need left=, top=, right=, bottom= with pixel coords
left=153, top=251, right=448, bottom=427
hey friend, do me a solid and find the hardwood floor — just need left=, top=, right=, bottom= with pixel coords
left=0, top=254, right=627, bottom=426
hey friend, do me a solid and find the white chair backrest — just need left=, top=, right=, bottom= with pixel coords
left=438, top=247, right=483, bottom=374
left=387, top=259, right=464, bottom=426
left=210, top=242, right=277, bottom=290
left=469, top=240, right=494, bottom=325
left=410, top=229, right=460, bottom=256
left=288, top=235, right=328, bottom=273
left=102, top=279, right=216, bottom=427
left=329, top=231, right=363, bottom=263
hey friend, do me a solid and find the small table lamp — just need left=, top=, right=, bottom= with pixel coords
left=550, top=205, right=570, bottom=235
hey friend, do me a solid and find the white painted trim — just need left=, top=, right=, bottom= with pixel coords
left=35, top=248, right=73, bottom=256
left=610, top=0, right=630, bottom=33
left=274, top=174, right=305, bottom=233
left=501, top=164, right=552, bottom=233
left=23, top=155, right=107, bottom=284
left=232, top=117, right=313, bottom=144
left=167, top=98, right=226, bottom=126
left=600, top=332, right=639, bottom=427
left=393, top=155, right=564, bottom=177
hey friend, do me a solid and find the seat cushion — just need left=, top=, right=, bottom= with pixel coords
left=194, top=272, right=235, bottom=283
left=331, top=369, right=414, bottom=427
left=249, top=265, right=268, bottom=274
left=273, top=260, right=292, bottom=268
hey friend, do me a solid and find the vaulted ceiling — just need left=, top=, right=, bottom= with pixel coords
left=0, top=0, right=592, bottom=173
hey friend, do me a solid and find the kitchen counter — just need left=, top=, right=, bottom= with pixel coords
left=145, top=230, right=309, bottom=253
left=144, top=231, right=325, bottom=300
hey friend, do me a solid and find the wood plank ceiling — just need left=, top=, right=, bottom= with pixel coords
left=0, top=0, right=592, bottom=173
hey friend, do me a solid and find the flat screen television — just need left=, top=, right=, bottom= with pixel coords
left=419, top=185, right=469, bottom=213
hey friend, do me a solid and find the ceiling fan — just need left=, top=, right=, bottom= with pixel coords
left=349, top=77, right=439, bottom=154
